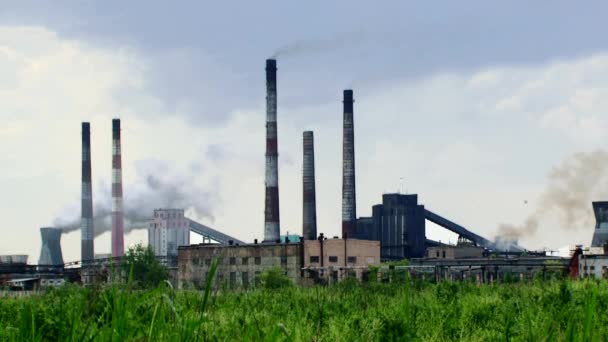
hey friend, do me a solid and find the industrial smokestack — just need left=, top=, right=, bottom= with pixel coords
left=111, top=118, right=125, bottom=257
left=39, top=227, right=64, bottom=265
left=302, top=131, right=317, bottom=240
left=264, top=59, right=280, bottom=242
left=81, top=122, right=94, bottom=263
left=342, top=89, right=356, bottom=239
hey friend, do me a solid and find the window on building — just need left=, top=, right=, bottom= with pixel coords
left=230, top=272, right=236, bottom=287
left=205, top=258, right=211, bottom=266
left=347, top=256, right=357, bottom=263
left=242, top=272, right=249, bottom=288
left=584, top=266, right=588, bottom=270
left=193, top=258, right=200, bottom=266
left=309, top=256, right=319, bottom=263
left=242, top=257, right=248, bottom=265
left=254, top=271, right=261, bottom=286
left=442, top=251, right=446, bottom=258
left=281, top=255, right=288, bottom=265
left=591, top=266, right=595, bottom=271
left=436, top=251, right=439, bottom=257
left=329, top=256, right=338, bottom=263
left=255, top=257, right=261, bottom=265
left=230, top=257, right=236, bottom=265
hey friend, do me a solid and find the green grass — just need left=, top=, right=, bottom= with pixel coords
left=1, top=278, right=607, bottom=341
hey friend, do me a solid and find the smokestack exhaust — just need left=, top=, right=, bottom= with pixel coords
left=302, top=131, right=317, bottom=240
left=111, top=118, right=125, bottom=257
left=264, top=59, right=280, bottom=242
left=81, top=122, right=94, bottom=263
left=39, top=227, right=64, bottom=266
left=342, top=89, right=356, bottom=239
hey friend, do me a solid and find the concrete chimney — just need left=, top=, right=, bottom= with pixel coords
left=39, top=227, right=64, bottom=266
left=81, top=122, right=94, bottom=263
left=342, top=89, right=356, bottom=239
left=302, top=131, right=317, bottom=240
left=111, top=118, right=125, bottom=257
left=264, top=59, right=280, bottom=242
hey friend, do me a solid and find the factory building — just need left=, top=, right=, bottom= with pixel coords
left=426, top=245, right=485, bottom=259
left=356, top=193, right=426, bottom=260
left=177, top=238, right=381, bottom=288
left=148, top=209, right=190, bottom=258
left=178, top=242, right=302, bottom=289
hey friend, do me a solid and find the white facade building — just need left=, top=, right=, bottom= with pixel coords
left=148, top=209, right=190, bottom=257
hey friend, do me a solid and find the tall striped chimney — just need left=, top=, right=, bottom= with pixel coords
left=264, top=59, right=280, bottom=242
left=81, top=122, right=94, bottom=262
left=342, top=89, right=356, bottom=239
left=111, top=118, right=125, bottom=257
left=302, top=131, right=317, bottom=240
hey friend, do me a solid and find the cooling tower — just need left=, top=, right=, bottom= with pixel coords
left=81, top=122, right=94, bottom=262
left=111, top=118, right=125, bottom=257
left=591, top=201, right=608, bottom=247
left=302, top=131, right=317, bottom=240
left=38, top=227, right=64, bottom=265
left=342, top=89, right=356, bottom=238
left=264, top=59, right=281, bottom=242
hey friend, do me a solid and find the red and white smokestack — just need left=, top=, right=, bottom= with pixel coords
left=111, top=118, right=125, bottom=257
left=342, top=89, right=356, bottom=239
left=264, top=59, right=280, bottom=242
left=302, top=131, right=317, bottom=240
left=81, top=122, right=94, bottom=262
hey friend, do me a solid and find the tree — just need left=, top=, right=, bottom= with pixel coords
left=121, top=244, right=169, bottom=288
left=260, top=267, right=293, bottom=289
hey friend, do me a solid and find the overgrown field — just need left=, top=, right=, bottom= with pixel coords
left=1, top=279, right=607, bottom=341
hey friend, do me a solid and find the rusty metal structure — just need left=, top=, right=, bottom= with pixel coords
left=111, top=118, right=124, bottom=257
left=81, top=122, right=94, bottom=262
left=264, top=59, right=280, bottom=242
left=342, top=89, right=356, bottom=238
left=302, top=131, right=317, bottom=240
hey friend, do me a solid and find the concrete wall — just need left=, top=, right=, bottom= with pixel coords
left=177, top=243, right=302, bottom=289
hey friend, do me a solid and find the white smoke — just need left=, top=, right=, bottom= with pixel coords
left=53, top=159, right=219, bottom=236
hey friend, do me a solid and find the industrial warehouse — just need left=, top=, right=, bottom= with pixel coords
left=1, top=58, right=607, bottom=290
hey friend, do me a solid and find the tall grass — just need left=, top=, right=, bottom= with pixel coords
left=1, top=277, right=607, bottom=341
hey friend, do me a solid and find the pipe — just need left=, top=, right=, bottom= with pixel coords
left=264, top=59, right=280, bottom=242
left=81, top=122, right=94, bottom=263
left=302, top=131, right=317, bottom=240
left=111, top=118, right=124, bottom=257
left=342, top=89, right=356, bottom=239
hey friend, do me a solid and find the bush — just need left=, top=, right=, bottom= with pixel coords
left=121, top=244, right=170, bottom=288
left=260, top=267, right=293, bottom=289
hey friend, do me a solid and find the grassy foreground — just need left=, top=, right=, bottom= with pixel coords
left=1, top=279, right=607, bottom=341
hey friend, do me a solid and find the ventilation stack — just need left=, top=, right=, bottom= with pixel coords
left=264, top=59, right=280, bottom=242
left=111, top=118, right=125, bottom=257
left=39, top=227, right=64, bottom=266
left=81, top=122, right=94, bottom=263
left=302, top=131, right=317, bottom=240
left=342, top=89, right=356, bottom=239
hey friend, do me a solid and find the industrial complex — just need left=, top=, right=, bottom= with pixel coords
left=2, top=58, right=608, bottom=290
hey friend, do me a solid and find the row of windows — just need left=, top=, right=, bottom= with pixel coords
left=154, top=211, right=183, bottom=219
left=309, top=256, right=357, bottom=263
left=580, top=265, right=608, bottom=271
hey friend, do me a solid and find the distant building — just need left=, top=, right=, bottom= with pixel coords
left=148, top=209, right=190, bottom=257
left=356, top=194, right=426, bottom=260
left=576, top=245, right=608, bottom=279
left=591, top=202, right=608, bottom=247
left=177, top=238, right=381, bottom=288
left=426, top=245, right=485, bottom=259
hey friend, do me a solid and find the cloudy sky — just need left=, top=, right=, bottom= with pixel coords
left=2, top=1, right=608, bottom=262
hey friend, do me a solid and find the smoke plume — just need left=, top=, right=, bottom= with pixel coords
left=53, top=159, right=219, bottom=236
left=270, top=30, right=366, bottom=59
left=496, top=149, right=608, bottom=242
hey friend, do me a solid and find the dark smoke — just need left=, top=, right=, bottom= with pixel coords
left=496, top=149, right=608, bottom=242
left=270, top=30, right=366, bottom=59
left=53, top=159, right=219, bottom=236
